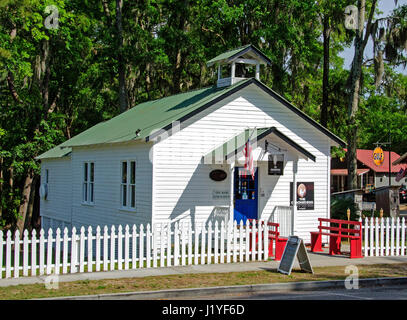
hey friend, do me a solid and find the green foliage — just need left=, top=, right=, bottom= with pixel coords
left=330, top=197, right=359, bottom=221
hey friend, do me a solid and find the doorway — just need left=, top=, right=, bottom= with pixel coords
left=234, top=167, right=258, bottom=224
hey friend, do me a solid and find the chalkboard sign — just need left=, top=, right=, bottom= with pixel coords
left=277, top=236, right=313, bottom=275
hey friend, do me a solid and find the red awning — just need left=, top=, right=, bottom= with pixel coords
left=331, top=169, right=370, bottom=176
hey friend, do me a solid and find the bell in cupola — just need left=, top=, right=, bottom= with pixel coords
left=206, top=44, right=271, bottom=88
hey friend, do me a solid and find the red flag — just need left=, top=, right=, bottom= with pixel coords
left=243, top=138, right=254, bottom=180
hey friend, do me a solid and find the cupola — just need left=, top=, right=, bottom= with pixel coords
left=206, top=44, right=271, bottom=88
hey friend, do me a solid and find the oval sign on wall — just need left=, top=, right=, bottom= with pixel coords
left=373, top=147, right=385, bottom=166
left=209, top=170, right=227, bottom=182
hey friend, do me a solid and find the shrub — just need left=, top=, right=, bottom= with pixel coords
left=330, top=197, right=359, bottom=221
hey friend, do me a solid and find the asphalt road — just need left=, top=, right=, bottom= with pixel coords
left=167, top=285, right=407, bottom=300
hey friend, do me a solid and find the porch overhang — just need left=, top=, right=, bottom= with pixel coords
left=203, top=127, right=316, bottom=164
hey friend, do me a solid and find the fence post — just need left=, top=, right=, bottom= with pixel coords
left=390, top=217, right=395, bottom=256
left=264, top=223, right=269, bottom=260
left=87, top=226, right=93, bottom=273
left=79, top=227, right=85, bottom=273
left=62, top=228, right=68, bottom=274
left=117, top=225, right=123, bottom=270
left=160, top=224, right=165, bottom=267
left=375, top=217, right=379, bottom=256
left=124, top=225, right=129, bottom=270
left=132, top=225, right=137, bottom=269
left=226, top=220, right=232, bottom=263
left=220, top=221, right=225, bottom=264
left=110, top=225, right=116, bottom=271
left=96, top=226, right=101, bottom=272
left=207, top=221, right=212, bottom=265
left=232, top=220, right=237, bottom=263
left=14, top=230, right=20, bottom=278
left=70, top=227, right=76, bottom=274
left=152, top=224, right=157, bottom=268
left=245, top=220, right=250, bottom=262
left=167, top=222, right=172, bottom=267
left=396, top=218, right=400, bottom=256
left=181, top=223, right=186, bottom=266
left=188, top=223, right=193, bottom=265
left=31, top=229, right=37, bottom=277
left=23, top=230, right=29, bottom=277
left=200, top=223, right=206, bottom=265
left=257, top=220, right=263, bottom=261
left=251, top=221, right=256, bottom=261
left=103, top=226, right=109, bottom=271
left=5, top=230, right=11, bottom=278
left=239, top=220, right=244, bottom=262
left=364, top=218, right=369, bottom=257
left=146, top=224, right=151, bottom=268
left=55, top=228, right=61, bottom=275
left=380, top=218, right=384, bottom=256
left=139, top=224, right=144, bottom=268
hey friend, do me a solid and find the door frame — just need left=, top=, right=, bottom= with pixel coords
left=233, top=167, right=259, bottom=222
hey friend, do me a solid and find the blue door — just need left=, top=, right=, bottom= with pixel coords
left=234, top=167, right=258, bottom=224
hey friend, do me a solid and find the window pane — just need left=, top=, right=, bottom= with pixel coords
left=84, top=163, right=88, bottom=182
left=122, top=162, right=127, bottom=183
left=90, top=183, right=94, bottom=203
left=122, top=185, right=127, bottom=207
left=130, top=161, right=136, bottom=184
left=90, top=163, right=94, bottom=182
left=83, top=182, right=88, bottom=202
left=131, top=185, right=135, bottom=208
left=46, top=169, right=49, bottom=184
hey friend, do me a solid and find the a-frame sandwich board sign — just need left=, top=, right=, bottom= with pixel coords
left=277, top=236, right=313, bottom=275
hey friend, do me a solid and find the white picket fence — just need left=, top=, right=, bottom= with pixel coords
left=0, top=220, right=269, bottom=279
left=362, top=217, right=406, bottom=257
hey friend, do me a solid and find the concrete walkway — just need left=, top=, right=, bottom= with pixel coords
left=1, top=248, right=406, bottom=288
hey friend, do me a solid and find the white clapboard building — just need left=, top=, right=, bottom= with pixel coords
left=37, top=45, right=345, bottom=242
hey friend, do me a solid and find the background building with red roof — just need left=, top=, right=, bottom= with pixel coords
left=331, top=149, right=407, bottom=193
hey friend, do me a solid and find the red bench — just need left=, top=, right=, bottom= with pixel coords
left=310, top=218, right=363, bottom=259
left=248, top=220, right=288, bottom=261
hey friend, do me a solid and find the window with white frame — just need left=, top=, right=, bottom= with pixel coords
left=82, top=162, right=94, bottom=204
left=121, top=160, right=136, bottom=209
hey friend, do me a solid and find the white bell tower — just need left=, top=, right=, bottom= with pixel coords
left=206, top=44, right=271, bottom=88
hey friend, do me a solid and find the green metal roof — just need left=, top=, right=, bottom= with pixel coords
left=206, top=44, right=272, bottom=67
left=37, top=79, right=252, bottom=160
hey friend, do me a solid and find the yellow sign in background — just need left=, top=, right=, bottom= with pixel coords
left=373, top=147, right=385, bottom=166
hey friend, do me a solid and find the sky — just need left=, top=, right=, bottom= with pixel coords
left=341, top=0, right=407, bottom=74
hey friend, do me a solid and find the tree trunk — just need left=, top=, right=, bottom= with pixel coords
left=321, top=15, right=330, bottom=128
left=116, top=0, right=127, bottom=113
left=24, top=175, right=38, bottom=232
left=346, top=0, right=377, bottom=190
left=16, top=169, right=34, bottom=237
left=0, top=157, right=3, bottom=220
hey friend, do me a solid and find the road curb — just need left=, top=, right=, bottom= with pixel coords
left=41, top=276, right=407, bottom=300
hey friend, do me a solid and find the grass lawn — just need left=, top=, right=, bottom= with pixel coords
left=1, top=263, right=407, bottom=300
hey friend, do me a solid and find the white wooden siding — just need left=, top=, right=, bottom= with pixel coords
left=69, top=142, right=153, bottom=229
left=40, top=157, right=73, bottom=231
left=152, top=84, right=332, bottom=242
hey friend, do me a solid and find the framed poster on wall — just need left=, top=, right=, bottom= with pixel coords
left=268, top=154, right=284, bottom=175
left=290, top=182, right=314, bottom=210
